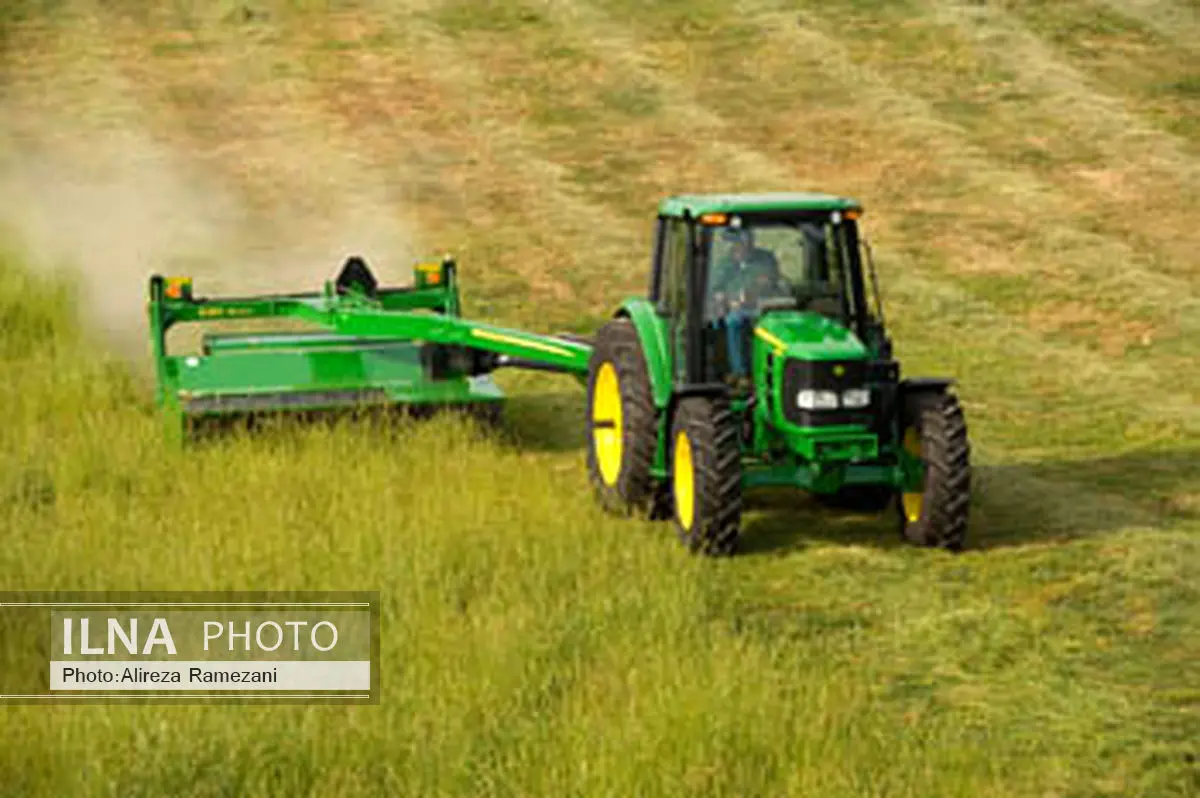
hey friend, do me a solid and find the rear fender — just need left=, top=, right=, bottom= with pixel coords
left=614, top=298, right=675, bottom=477
left=614, top=298, right=672, bottom=410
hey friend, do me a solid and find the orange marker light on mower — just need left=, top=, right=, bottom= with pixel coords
left=164, top=277, right=192, bottom=300
left=699, top=212, right=728, bottom=225
left=414, top=261, right=446, bottom=289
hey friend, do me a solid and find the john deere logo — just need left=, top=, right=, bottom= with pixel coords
left=832, top=365, right=846, bottom=378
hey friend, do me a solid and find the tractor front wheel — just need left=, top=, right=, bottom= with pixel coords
left=670, top=397, right=743, bottom=556
left=897, top=391, right=971, bottom=551
left=586, top=320, right=659, bottom=515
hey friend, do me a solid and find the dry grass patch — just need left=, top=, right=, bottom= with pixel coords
left=1026, top=299, right=1159, bottom=356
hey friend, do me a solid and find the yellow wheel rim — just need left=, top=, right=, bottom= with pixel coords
left=901, top=427, right=923, bottom=523
left=592, top=362, right=623, bottom=486
left=673, top=431, right=695, bottom=530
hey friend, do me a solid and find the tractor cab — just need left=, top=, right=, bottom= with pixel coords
left=649, top=194, right=890, bottom=394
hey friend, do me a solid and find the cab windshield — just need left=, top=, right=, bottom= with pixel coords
left=703, top=217, right=859, bottom=325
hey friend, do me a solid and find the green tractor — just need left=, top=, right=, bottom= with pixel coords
left=585, top=193, right=971, bottom=554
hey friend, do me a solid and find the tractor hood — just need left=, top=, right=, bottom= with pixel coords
left=754, top=311, right=868, bottom=361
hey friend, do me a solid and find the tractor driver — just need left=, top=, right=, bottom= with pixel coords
left=709, top=227, right=790, bottom=381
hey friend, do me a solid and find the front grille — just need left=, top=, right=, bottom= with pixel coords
left=781, top=358, right=872, bottom=427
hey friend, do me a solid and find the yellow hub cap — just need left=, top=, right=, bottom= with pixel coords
left=673, top=431, right=695, bottom=530
left=592, top=362, right=623, bottom=486
left=901, top=427, right=924, bottom=523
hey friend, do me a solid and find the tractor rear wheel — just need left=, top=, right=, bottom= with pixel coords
left=897, top=391, right=971, bottom=551
left=670, top=397, right=743, bottom=556
left=586, top=319, right=659, bottom=514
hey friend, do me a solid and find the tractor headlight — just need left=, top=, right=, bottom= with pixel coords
left=842, top=389, right=871, bottom=409
left=797, top=390, right=839, bottom=410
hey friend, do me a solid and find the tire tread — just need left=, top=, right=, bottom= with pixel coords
left=901, top=392, right=971, bottom=551
left=672, top=397, right=743, bottom=556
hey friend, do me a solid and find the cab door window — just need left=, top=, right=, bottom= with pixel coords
left=657, top=219, right=691, bottom=383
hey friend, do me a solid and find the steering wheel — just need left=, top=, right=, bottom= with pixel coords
left=794, top=288, right=843, bottom=312
left=710, top=289, right=753, bottom=319
left=706, top=291, right=730, bottom=319
left=757, top=296, right=799, bottom=314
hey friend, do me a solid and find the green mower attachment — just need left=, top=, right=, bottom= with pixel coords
left=147, top=256, right=592, bottom=436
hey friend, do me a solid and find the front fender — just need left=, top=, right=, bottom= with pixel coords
left=899, top=377, right=955, bottom=397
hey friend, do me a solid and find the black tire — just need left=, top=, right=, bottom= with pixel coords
left=670, top=397, right=743, bottom=556
left=813, top=485, right=895, bottom=513
left=897, top=391, right=971, bottom=551
left=586, top=319, right=659, bottom=514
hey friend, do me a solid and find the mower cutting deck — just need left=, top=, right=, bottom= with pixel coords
left=147, top=256, right=590, bottom=435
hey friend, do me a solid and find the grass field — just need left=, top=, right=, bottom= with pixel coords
left=1, top=1, right=1198, bottom=795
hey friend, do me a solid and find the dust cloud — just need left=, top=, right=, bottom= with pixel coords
left=1, top=123, right=242, bottom=357
left=0, top=49, right=419, bottom=366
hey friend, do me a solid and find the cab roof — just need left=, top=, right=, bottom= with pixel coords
left=657, top=192, right=861, bottom=218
